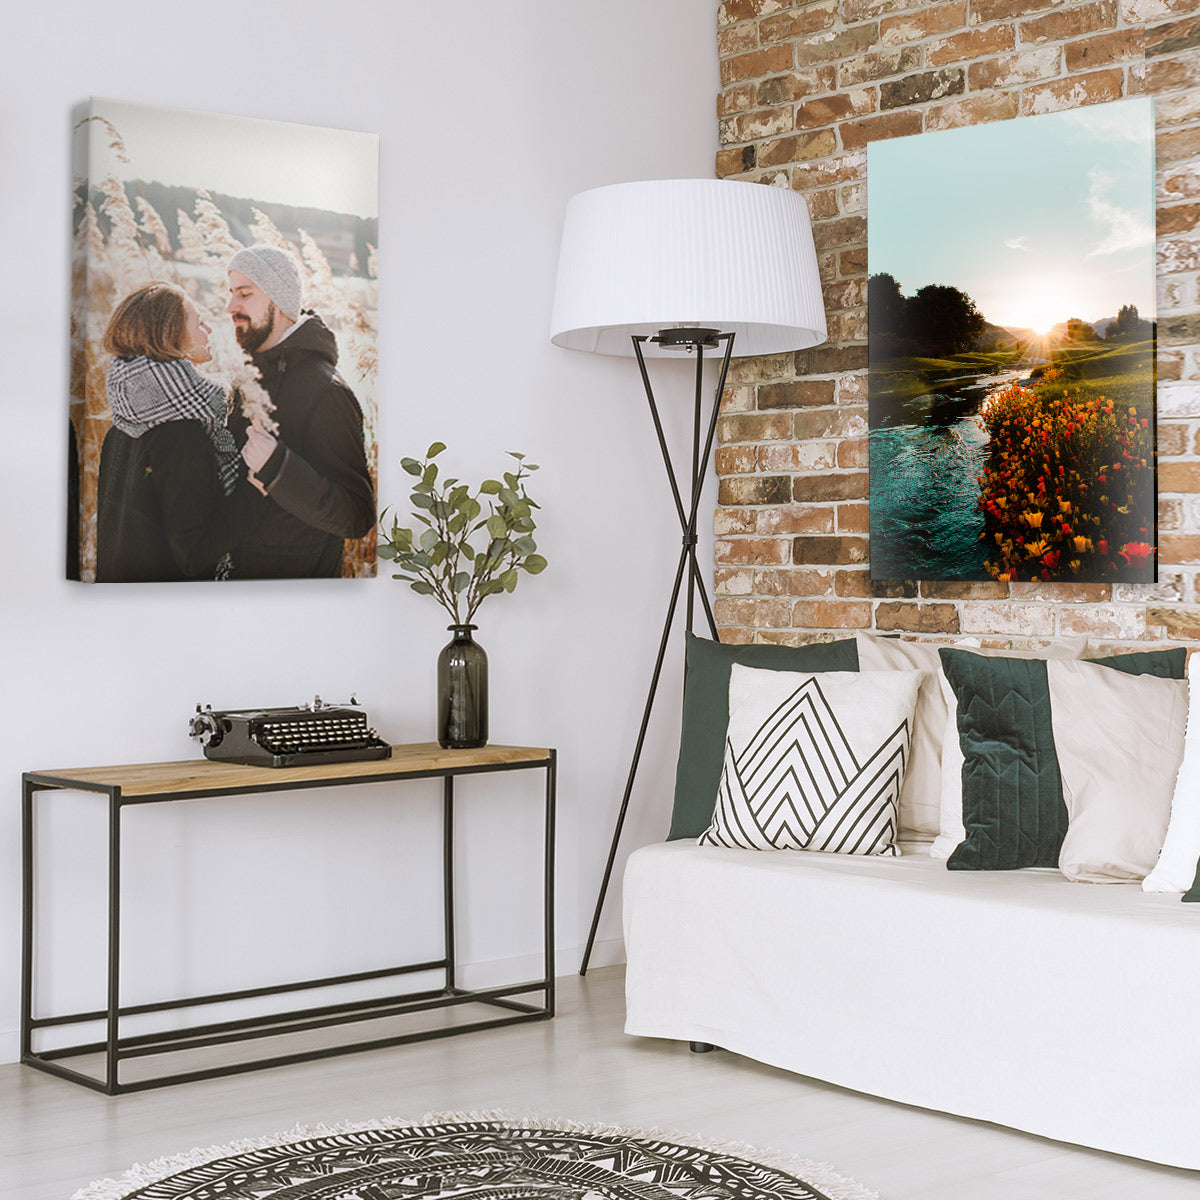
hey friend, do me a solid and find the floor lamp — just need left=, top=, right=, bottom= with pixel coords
left=549, top=179, right=828, bottom=974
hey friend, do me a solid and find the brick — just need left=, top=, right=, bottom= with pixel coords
left=875, top=601, right=961, bottom=633
left=1161, top=497, right=1184, bottom=530
left=718, top=411, right=795, bottom=443
left=839, top=245, right=869, bottom=275
left=794, top=534, right=870, bottom=565
left=718, top=83, right=757, bottom=116
left=794, top=151, right=868, bottom=189
left=971, top=0, right=1067, bottom=22
left=1158, top=422, right=1189, bottom=455
left=714, top=508, right=757, bottom=536
left=960, top=601, right=1057, bottom=636
left=1159, top=126, right=1200, bottom=166
left=840, top=110, right=924, bottom=150
left=795, top=25, right=880, bottom=69
left=838, top=438, right=869, bottom=469
left=794, top=407, right=869, bottom=440
left=796, top=91, right=878, bottom=129
left=759, top=68, right=838, bottom=105
left=716, top=445, right=757, bottom=475
left=1159, top=203, right=1200, bottom=236
left=720, top=384, right=756, bottom=414
left=792, top=599, right=873, bottom=628
left=758, top=504, right=836, bottom=534
left=1159, top=461, right=1200, bottom=491
left=881, top=68, right=966, bottom=110
left=719, top=475, right=794, bottom=506
left=794, top=472, right=869, bottom=502
left=721, top=44, right=795, bottom=86
left=881, top=4, right=967, bottom=45
left=720, top=106, right=794, bottom=144
left=1010, top=582, right=1113, bottom=602
left=844, top=0, right=924, bottom=17
left=1159, top=314, right=1200, bottom=345
left=1160, top=348, right=1185, bottom=381
left=837, top=501, right=871, bottom=532
left=806, top=188, right=841, bottom=221
left=1146, top=14, right=1200, bottom=57
left=839, top=47, right=923, bottom=88
left=1159, top=533, right=1200, bottom=561
left=728, top=351, right=796, bottom=383
left=1160, top=382, right=1200, bottom=417
left=1020, top=1, right=1118, bottom=44
left=823, top=278, right=868, bottom=310
left=714, top=597, right=759, bottom=627
left=716, top=537, right=792, bottom=565
left=715, top=567, right=754, bottom=595
left=759, top=129, right=839, bottom=167
left=1147, top=606, right=1200, bottom=638
left=1126, top=0, right=1198, bottom=19
left=1058, top=606, right=1148, bottom=639
left=759, top=567, right=837, bottom=596
left=833, top=568, right=872, bottom=597
left=967, top=46, right=1063, bottom=89
left=718, top=23, right=759, bottom=58
left=1158, top=237, right=1200, bottom=273
left=1117, top=573, right=1185, bottom=604
left=921, top=580, right=1008, bottom=600
left=718, top=0, right=787, bottom=24
left=926, top=92, right=1022, bottom=131
left=1147, top=51, right=1200, bottom=92
left=1021, top=69, right=1126, bottom=116
left=1066, top=28, right=1145, bottom=72
left=760, top=1, right=840, bottom=43
left=927, top=24, right=1015, bottom=65
left=716, top=145, right=757, bottom=177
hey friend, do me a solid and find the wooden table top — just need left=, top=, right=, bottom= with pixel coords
left=25, top=743, right=554, bottom=798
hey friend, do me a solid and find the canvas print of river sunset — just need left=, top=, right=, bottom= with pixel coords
left=867, top=98, right=1156, bottom=584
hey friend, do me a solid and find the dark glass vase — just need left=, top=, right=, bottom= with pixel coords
left=437, top=624, right=488, bottom=749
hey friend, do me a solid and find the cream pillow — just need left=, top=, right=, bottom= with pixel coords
left=930, top=638, right=1089, bottom=860
left=1049, top=660, right=1187, bottom=883
left=1144, top=652, right=1200, bottom=892
left=854, top=632, right=947, bottom=838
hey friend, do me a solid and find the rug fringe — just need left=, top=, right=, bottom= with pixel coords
left=71, top=1110, right=879, bottom=1200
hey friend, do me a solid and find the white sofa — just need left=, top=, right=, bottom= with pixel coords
left=623, top=836, right=1200, bottom=1170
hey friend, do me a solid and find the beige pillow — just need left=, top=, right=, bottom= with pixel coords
left=931, top=638, right=1089, bottom=859
left=854, top=632, right=946, bottom=838
left=1050, top=660, right=1187, bottom=884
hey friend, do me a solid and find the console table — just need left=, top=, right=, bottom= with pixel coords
left=21, top=743, right=556, bottom=1094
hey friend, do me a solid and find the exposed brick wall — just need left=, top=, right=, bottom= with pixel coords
left=712, top=0, right=1200, bottom=649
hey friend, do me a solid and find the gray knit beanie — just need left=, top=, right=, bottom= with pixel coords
left=228, top=245, right=303, bottom=323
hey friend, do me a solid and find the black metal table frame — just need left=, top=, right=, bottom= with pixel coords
left=20, top=749, right=556, bottom=1094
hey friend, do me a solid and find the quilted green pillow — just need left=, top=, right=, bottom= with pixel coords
left=668, top=633, right=858, bottom=840
left=938, top=645, right=1186, bottom=871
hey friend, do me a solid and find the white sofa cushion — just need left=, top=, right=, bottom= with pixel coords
left=1049, top=659, right=1187, bottom=883
left=699, top=666, right=921, bottom=857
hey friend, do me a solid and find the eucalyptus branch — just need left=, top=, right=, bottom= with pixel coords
left=378, top=443, right=547, bottom=625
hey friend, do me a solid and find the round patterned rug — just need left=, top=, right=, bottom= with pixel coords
left=71, top=1115, right=878, bottom=1200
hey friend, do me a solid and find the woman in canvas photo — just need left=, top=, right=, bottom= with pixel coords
left=96, top=282, right=241, bottom=582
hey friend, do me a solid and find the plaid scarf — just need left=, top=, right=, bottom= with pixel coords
left=107, top=357, right=241, bottom=496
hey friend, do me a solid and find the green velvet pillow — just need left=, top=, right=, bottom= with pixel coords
left=1183, top=855, right=1200, bottom=903
left=939, top=645, right=1187, bottom=871
left=668, top=632, right=858, bottom=840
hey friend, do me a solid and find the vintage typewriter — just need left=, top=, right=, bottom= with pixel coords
left=189, top=696, right=392, bottom=768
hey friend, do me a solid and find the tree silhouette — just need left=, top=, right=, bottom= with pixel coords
left=868, top=275, right=986, bottom=359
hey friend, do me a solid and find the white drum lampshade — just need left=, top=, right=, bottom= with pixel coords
left=549, top=177, right=827, bottom=358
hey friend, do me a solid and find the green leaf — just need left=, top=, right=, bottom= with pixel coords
left=461, top=543, right=475, bottom=560
left=498, top=487, right=518, bottom=506
left=411, top=492, right=434, bottom=510
left=513, top=536, right=537, bottom=555
left=523, top=554, right=548, bottom=574
left=526, top=463, right=539, bottom=471
left=453, top=572, right=471, bottom=593
left=463, top=497, right=482, bottom=521
left=377, top=545, right=397, bottom=560
left=480, top=479, right=501, bottom=494
left=427, top=441, right=446, bottom=458
left=486, top=514, right=508, bottom=539
left=419, top=528, right=439, bottom=551
left=504, top=472, right=518, bottom=489
left=401, top=457, right=422, bottom=476
left=507, top=451, right=525, bottom=460
left=479, top=580, right=505, bottom=597
left=410, top=580, right=436, bottom=595
left=422, top=462, right=439, bottom=486
left=499, top=568, right=518, bottom=593
left=447, top=512, right=467, bottom=535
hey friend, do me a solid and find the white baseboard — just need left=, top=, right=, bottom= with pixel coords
left=0, top=1028, right=18, bottom=1066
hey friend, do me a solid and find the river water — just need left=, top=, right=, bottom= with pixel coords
left=869, top=366, right=1036, bottom=581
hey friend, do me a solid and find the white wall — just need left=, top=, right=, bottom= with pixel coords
left=0, top=0, right=719, bottom=1061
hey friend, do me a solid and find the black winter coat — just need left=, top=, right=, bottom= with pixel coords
left=230, top=313, right=374, bottom=579
left=96, top=420, right=232, bottom=582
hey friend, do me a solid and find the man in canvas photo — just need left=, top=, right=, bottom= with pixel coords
left=226, top=244, right=375, bottom=578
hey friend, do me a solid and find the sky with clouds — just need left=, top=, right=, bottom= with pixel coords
left=867, top=98, right=1155, bottom=333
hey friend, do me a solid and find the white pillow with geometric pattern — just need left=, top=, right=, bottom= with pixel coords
left=698, top=665, right=923, bottom=856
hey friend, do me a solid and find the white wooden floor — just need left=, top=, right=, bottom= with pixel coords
left=3, top=965, right=1198, bottom=1199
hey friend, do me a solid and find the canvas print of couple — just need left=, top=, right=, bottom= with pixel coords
left=70, top=97, right=379, bottom=583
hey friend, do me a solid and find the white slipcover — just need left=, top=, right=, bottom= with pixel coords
left=623, top=839, right=1200, bottom=1170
